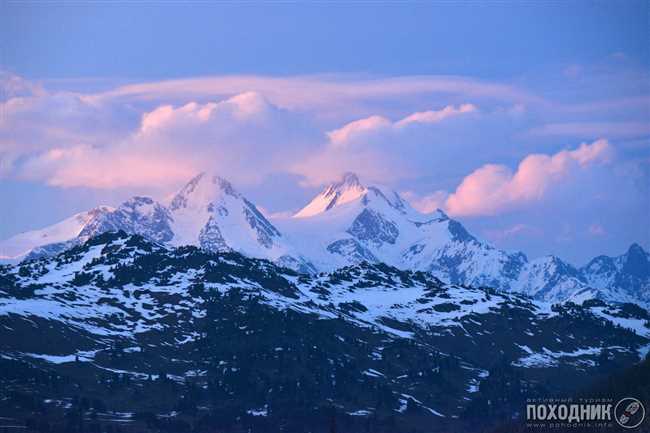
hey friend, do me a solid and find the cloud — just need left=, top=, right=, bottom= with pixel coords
left=0, top=70, right=45, bottom=101
left=0, top=91, right=138, bottom=177
left=327, top=115, right=392, bottom=147
left=400, top=190, right=449, bottom=213
left=325, top=103, right=478, bottom=147
left=1, top=71, right=486, bottom=191
left=588, top=223, right=607, bottom=237
left=444, top=139, right=613, bottom=216
left=1, top=70, right=648, bottom=264
left=14, top=92, right=322, bottom=189
left=20, top=144, right=197, bottom=189
left=91, top=75, right=537, bottom=114
left=395, top=103, right=477, bottom=127
left=295, top=104, right=479, bottom=185
left=0, top=72, right=645, bottom=214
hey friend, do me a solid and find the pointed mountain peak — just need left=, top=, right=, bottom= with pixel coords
left=321, top=172, right=365, bottom=198
left=294, top=172, right=422, bottom=218
left=626, top=242, right=647, bottom=257
left=621, top=242, right=650, bottom=278
left=294, top=172, right=367, bottom=218
left=185, top=172, right=239, bottom=194
left=337, top=172, right=362, bottom=188
left=170, top=172, right=240, bottom=211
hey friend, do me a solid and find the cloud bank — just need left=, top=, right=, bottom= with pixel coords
left=0, top=70, right=648, bottom=265
left=444, top=139, right=613, bottom=216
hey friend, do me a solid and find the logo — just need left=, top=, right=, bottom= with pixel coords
left=525, top=397, right=647, bottom=429
left=614, top=397, right=645, bottom=429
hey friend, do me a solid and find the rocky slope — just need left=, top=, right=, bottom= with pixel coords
left=0, top=232, right=648, bottom=432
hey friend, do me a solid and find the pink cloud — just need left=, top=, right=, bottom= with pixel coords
left=327, top=104, right=478, bottom=146
left=139, top=92, right=273, bottom=135
left=15, top=92, right=318, bottom=189
left=445, top=139, right=613, bottom=216
left=401, top=190, right=449, bottom=213
left=588, top=223, right=606, bottom=237
left=91, top=75, right=538, bottom=113
left=327, top=115, right=391, bottom=147
left=0, top=70, right=45, bottom=101
left=21, top=144, right=197, bottom=189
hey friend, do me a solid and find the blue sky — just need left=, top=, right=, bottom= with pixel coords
left=1, top=1, right=648, bottom=264
left=3, top=2, right=648, bottom=78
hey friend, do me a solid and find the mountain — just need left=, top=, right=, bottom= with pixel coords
left=0, top=231, right=648, bottom=432
left=79, top=196, right=173, bottom=243
left=20, top=196, right=173, bottom=262
left=0, top=206, right=114, bottom=262
left=165, top=173, right=314, bottom=272
left=580, top=243, right=650, bottom=305
left=276, top=173, right=650, bottom=307
left=293, top=172, right=368, bottom=218
left=512, top=255, right=588, bottom=302
left=276, top=172, right=529, bottom=289
left=1, top=172, right=648, bottom=306
left=1, top=173, right=316, bottom=273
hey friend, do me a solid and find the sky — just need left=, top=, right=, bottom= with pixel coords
left=0, top=1, right=649, bottom=264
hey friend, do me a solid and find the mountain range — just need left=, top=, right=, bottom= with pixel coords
left=0, top=230, right=648, bottom=432
left=1, top=172, right=648, bottom=307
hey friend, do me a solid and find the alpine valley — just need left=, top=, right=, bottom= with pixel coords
left=0, top=173, right=649, bottom=432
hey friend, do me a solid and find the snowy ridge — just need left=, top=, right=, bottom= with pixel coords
left=1, top=172, right=648, bottom=306
left=0, top=232, right=648, bottom=424
left=2, top=231, right=648, bottom=346
left=580, top=243, right=650, bottom=305
left=0, top=206, right=114, bottom=261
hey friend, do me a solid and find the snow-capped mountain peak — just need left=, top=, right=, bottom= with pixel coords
left=2, top=171, right=649, bottom=307
left=79, top=196, right=173, bottom=243
left=0, top=205, right=114, bottom=261
left=294, top=172, right=417, bottom=220
left=581, top=243, right=650, bottom=305
left=163, top=172, right=283, bottom=254
left=294, top=172, right=367, bottom=218
left=169, top=172, right=240, bottom=212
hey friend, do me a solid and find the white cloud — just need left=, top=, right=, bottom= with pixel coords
left=295, top=104, right=479, bottom=185
left=395, top=103, right=477, bottom=127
